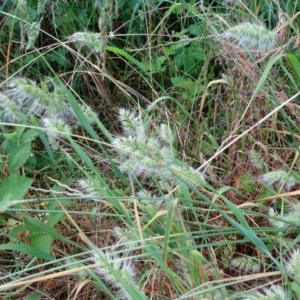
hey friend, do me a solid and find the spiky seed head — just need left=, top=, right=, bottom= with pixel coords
left=0, top=93, right=25, bottom=122
left=159, top=123, right=174, bottom=145
left=68, top=31, right=103, bottom=53
left=231, top=256, right=261, bottom=274
left=3, top=77, right=74, bottom=121
left=259, top=170, right=297, bottom=191
left=248, top=150, right=265, bottom=170
left=5, top=78, right=45, bottom=113
left=47, top=86, right=74, bottom=119
left=199, top=284, right=228, bottom=300
left=80, top=104, right=97, bottom=124
left=286, top=248, right=300, bottom=281
left=221, top=23, right=278, bottom=52
left=268, top=207, right=286, bottom=228
left=243, top=285, right=287, bottom=300
left=113, top=227, right=141, bottom=250
left=41, top=117, right=72, bottom=150
left=118, top=108, right=145, bottom=139
left=269, top=202, right=300, bottom=229
left=170, top=164, right=205, bottom=186
left=113, top=108, right=205, bottom=185
left=136, top=190, right=165, bottom=209
left=92, top=250, right=140, bottom=300
left=76, top=179, right=96, bottom=195
left=25, top=21, right=41, bottom=50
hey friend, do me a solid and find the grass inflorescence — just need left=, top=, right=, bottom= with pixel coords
left=0, top=0, right=300, bottom=299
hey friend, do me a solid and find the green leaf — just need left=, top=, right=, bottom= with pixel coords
left=163, top=199, right=177, bottom=260
left=239, top=174, right=257, bottom=192
left=25, top=217, right=54, bottom=255
left=164, top=39, right=192, bottom=56
left=24, top=291, right=47, bottom=300
left=187, top=24, right=203, bottom=36
left=291, top=281, right=300, bottom=296
left=222, top=197, right=249, bottom=228
left=256, top=187, right=276, bottom=202
left=171, top=77, right=201, bottom=95
left=21, top=128, right=39, bottom=144
left=143, top=56, right=166, bottom=74
left=240, top=53, right=286, bottom=120
left=0, top=175, right=33, bottom=211
left=9, top=142, right=31, bottom=171
left=105, top=45, right=146, bottom=72
left=0, top=242, right=53, bottom=260
left=285, top=54, right=300, bottom=82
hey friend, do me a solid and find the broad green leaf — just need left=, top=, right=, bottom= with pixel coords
left=9, top=221, right=54, bottom=255
left=0, top=175, right=33, bottom=211
left=0, top=243, right=53, bottom=260
left=187, top=24, right=203, bottom=36
left=21, top=128, right=39, bottom=144
left=9, top=142, right=31, bottom=171
left=24, top=291, right=48, bottom=300
left=239, top=174, right=257, bottom=192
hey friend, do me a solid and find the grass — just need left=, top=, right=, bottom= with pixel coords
left=0, top=0, right=300, bottom=299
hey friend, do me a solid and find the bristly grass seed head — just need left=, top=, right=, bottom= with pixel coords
left=259, top=170, right=297, bottom=191
left=41, top=116, right=72, bottom=150
left=248, top=150, right=265, bottom=170
left=80, top=104, right=98, bottom=125
left=268, top=207, right=286, bottom=229
left=0, top=93, right=25, bottom=122
left=243, top=285, right=287, bottom=300
left=286, top=248, right=300, bottom=281
left=221, top=23, right=278, bottom=52
left=113, top=108, right=205, bottom=184
left=159, top=123, right=174, bottom=146
left=5, top=77, right=46, bottom=114
left=230, top=256, right=261, bottom=274
left=76, top=179, right=97, bottom=196
left=113, top=108, right=174, bottom=178
left=68, top=31, right=103, bottom=53
left=24, top=20, right=41, bottom=50
left=47, top=85, right=74, bottom=120
left=3, top=77, right=74, bottom=120
left=112, top=226, right=141, bottom=251
left=92, top=249, right=144, bottom=300
left=118, top=108, right=145, bottom=139
left=136, top=190, right=166, bottom=209
left=198, top=284, right=228, bottom=300
left=268, top=202, right=300, bottom=229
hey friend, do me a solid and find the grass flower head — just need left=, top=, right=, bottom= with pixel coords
left=221, top=23, right=277, bottom=52
left=0, top=93, right=25, bottom=122
left=118, top=108, right=146, bottom=139
left=243, top=285, right=287, bottom=300
left=4, top=77, right=74, bottom=120
left=41, top=116, right=72, bottom=150
left=259, top=170, right=297, bottom=191
left=113, top=108, right=205, bottom=185
left=68, top=31, right=103, bottom=53
left=92, top=250, right=144, bottom=300
left=286, top=248, right=300, bottom=281
left=231, top=256, right=261, bottom=274
left=269, top=202, right=300, bottom=229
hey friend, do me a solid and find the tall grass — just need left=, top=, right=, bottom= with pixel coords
left=0, top=0, right=300, bottom=299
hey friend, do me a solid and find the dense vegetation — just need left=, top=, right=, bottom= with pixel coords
left=0, top=0, right=300, bottom=299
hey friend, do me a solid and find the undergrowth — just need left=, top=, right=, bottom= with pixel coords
left=0, top=0, right=300, bottom=299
